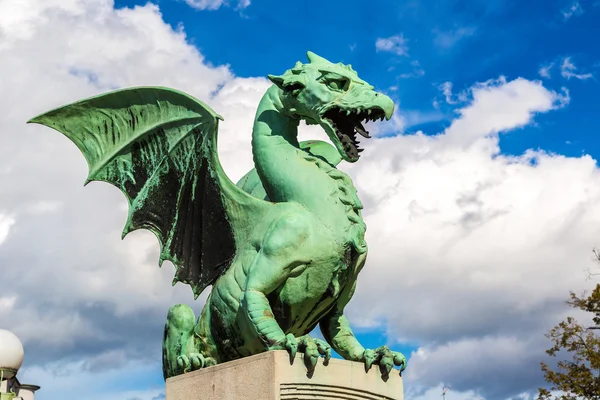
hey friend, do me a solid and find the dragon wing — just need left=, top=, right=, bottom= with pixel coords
left=29, top=86, right=271, bottom=298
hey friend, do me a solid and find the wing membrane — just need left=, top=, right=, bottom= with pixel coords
left=29, top=87, right=242, bottom=297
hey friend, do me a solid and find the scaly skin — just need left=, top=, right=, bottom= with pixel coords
left=163, top=52, right=406, bottom=379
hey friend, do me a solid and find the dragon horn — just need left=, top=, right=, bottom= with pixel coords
left=268, top=74, right=285, bottom=88
left=306, top=51, right=330, bottom=64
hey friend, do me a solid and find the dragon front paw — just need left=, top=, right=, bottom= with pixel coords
left=176, top=353, right=206, bottom=374
left=297, top=335, right=332, bottom=372
left=269, top=333, right=299, bottom=361
left=362, top=346, right=407, bottom=377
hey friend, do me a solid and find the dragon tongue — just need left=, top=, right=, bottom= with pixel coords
left=354, top=123, right=371, bottom=138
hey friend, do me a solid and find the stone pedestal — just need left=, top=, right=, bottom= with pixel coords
left=166, top=350, right=403, bottom=400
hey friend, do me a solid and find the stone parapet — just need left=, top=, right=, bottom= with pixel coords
left=166, top=350, right=403, bottom=400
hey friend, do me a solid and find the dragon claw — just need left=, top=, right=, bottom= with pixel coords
left=274, top=333, right=333, bottom=371
left=299, top=335, right=329, bottom=371
left=286, top=333, right=299, bottom=360
left=191, top=353, right=205, bottom=370
left=363, top=349, right=376, bottom=372
left=361, top=346, right=407, bottom=376
left=379, top=350, right=394, bottom=377
left=270, top=333, right=299, bottom=362
left=177, top=355, right=189, bottom=373
left=316, top=339, right=332, bottom=365
left=393, top=352, right=407, bottom=372
left=176, top=353, right=206, bottom=374
left=301, top=338, right=319, bottom=372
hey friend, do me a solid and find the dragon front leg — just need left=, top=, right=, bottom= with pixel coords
left=244, top=289, right=298, bottom=355
left=320, top=283, right=407, bottom=377
left=241, top=213, right=327, bottom=370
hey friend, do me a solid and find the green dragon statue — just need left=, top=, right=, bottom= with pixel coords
left=28, top=51, right=407, bottom=379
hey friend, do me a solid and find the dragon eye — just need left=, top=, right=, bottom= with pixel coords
left=326, top=78, right=349, bottom=91
left=283, top=83, right=304, bottom=95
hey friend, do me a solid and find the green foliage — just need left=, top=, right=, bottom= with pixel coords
left=538, top=284, right=600, bottom=400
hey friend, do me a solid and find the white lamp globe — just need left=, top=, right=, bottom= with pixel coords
left=0, top=329, right=24, bottom=380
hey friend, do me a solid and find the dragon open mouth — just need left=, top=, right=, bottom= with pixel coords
left=323, top=106, right=387, bottom=161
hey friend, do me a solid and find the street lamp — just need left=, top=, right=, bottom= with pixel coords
left=0, top=329, right=39, bottom=400
left=0, top=329, right=23, bottom=400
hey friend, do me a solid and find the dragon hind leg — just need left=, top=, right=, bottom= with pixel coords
left=162, top=304, right=213, bottom=379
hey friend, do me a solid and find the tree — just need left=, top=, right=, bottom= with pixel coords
left=538, top=284, right=600, bottom=400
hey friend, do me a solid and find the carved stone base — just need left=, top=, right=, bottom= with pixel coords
left=166, top=350, right=403, bottom=400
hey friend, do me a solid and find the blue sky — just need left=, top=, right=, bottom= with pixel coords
left=114, top=0, right=599, bottom=158
left=2, top=0, right=600, bottom=399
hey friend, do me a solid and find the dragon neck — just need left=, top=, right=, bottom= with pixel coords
left=251, top=85, right=318, bottom=204
left=251, top=86, right=367, bottom=254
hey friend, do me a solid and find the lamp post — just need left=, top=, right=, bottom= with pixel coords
left=0, top=329, right=39, bottom=400
left=0, top=329, right=24, bottom=400
left=441, top=386, right=450, bottom=400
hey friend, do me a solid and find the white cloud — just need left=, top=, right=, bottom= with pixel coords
left=399, top=59, right=425, bottom=79
left=185, top=0, right=225, bottom=10
left=439, top=81, right=457, bottom=104
left=408, top=385, right=481, bottom=400
left=0, top=214, right=16, bottom=245
left=236, top=0, right=251, bottom=10
left=539, top=62, right=553, bottom=79
left=560, top=57, right=593, bottom=80
left=562, top=1, right=584, bottom=19
left=0, top=0, right=257, bottom=381
left=437, top=81, right=470, bottom=105
left=433, top=26, right=477, bottom=49
left=443, top=77, right=569, bottom=146
left=404, top=336, right=545, bottom=396
left=339, top=75, right=599, bottom=398
left=0, top=296, right=17, bottom=313
left=2, top=1, right=600, bottom=400
left=376, top=34, right=409, bottom=56
left=18, top=359, right=165, bottom=400
left=399, top=70, right=425, bottom=79
left=25, top=201, right=63, bottom=214
left=539, top=57, right=593, bottom=80
left=184, top=0, right=250, bottom=11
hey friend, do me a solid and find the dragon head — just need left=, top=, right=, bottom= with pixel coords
left=268, top=51, right=394, bottom=162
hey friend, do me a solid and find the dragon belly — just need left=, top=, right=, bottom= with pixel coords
left=270, top=252, right=360, bottom=335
